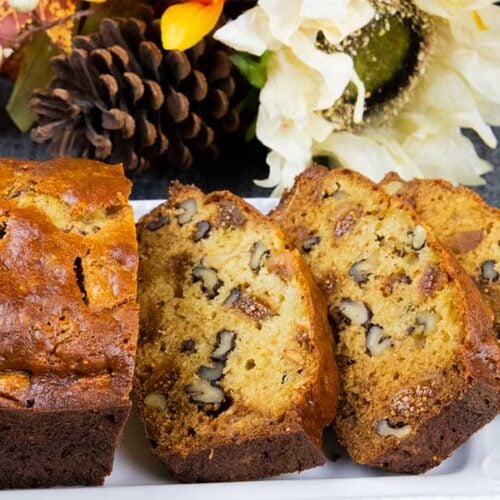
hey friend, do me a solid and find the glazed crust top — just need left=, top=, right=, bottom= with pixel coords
left=0, top=158, right=138, bottom=410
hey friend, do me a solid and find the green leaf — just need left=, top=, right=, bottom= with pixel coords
left=230, top=51, right=271, bottom=90
left=6, top=32, right=60, bottom=132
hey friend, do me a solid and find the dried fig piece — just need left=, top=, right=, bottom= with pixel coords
left=177, top=199, right=197, bottom=225
left=267, top=253, right=296, bottom=281
left=418, top=265, right=445, bottom=297
left=334, top=210, right=358, bottom=238
left=224, top=287, right=274, bottom=321
left=443, top=230, right=483, bottom=254
left=216, top=200, right=247, bottom=228
left=377, top=419, right=412, bottom=438
left=382, top=273, right=412, bottom=296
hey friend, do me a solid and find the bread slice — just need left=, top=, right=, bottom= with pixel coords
left=134, top=183, right=339, bottom=482
left=381, top=173, right=499, bottom=340
left=272, top=166, right=499, bottom=473
left=0, top=158, right=138, bottom=488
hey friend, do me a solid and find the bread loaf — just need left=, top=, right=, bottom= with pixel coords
left=134, top=182, right=339, bottom=482
left=0, top=158, right=138, bottom=488
left=272, top=166, right=499, bottom=473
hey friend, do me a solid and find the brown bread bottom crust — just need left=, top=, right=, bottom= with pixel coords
left=161, top=430, right=324, bottom=483
left=363, top=381, right=499, bottom=473
left=0, top=405, right=130, bottom=489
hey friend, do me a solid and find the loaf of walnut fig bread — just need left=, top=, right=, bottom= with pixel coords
left=381, top=173, right=499, bottom=340
left=272, top=166, right=499, bottom=473
left=134, top=183, right=339, bottom=482
left=0, top=158, right=138, bottom=488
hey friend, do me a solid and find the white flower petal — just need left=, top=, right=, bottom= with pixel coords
left=214, top=7, right=277, bottom=56
left=259, top=0, right=303, bottom=45
left=415, top=0, right=495, bottom=19
left=301, top=0, right=350, bottom=20
left=403, top=130, right=492, bottom=185
left=317, top=131, right=421, bottom=182
left=259, top=50, right=312, bottom=119
left=350, top=70, right=366, bottom=124
left=407, top=66, right=497, bottom=147
left=290, top=31, right=354, bottom=109
left=256, top=106, right=312, bottom=165
left=309, top=112, right=335, bottom=142
left=254, top=151, right=284, bottom=188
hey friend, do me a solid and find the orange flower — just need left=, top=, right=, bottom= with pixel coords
left=161, top=0, right=224, bottom=51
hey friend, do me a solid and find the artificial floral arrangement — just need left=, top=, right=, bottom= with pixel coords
left=0, top=0, right=498, bottom=194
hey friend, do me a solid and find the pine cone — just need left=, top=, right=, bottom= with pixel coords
left=30, top=17, right=245, bottom=172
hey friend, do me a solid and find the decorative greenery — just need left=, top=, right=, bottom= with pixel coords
left=6, top=32, right=60, bottom=131
left=230, top=51, right=271, bottom=90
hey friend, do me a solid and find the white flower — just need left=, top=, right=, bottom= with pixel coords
left=216, top=0, right=499, bottom=195
left=8, top=0, right=39, bottom=12
left=414, top=0, right=493, bottom=19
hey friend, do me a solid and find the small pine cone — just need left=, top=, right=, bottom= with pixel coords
left=30, top=17, right=245, bottom=172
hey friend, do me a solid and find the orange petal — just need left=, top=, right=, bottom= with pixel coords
left=161, top=1, right=224, bottom=51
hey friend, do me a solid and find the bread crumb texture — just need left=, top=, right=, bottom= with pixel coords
left=381, top=173, right=500, bottom=340
left=135, top=183, right=338, bottom=481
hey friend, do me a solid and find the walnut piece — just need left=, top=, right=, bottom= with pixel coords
left=409, top=225, right=427, bottom=251
left=198, top=362, right=224, bottom=382
left=377, top=419, right=412, bottom=438
left=193, top=220, right=211, bottom=241
left=177, top=198, right=198, bottom=225
left=366, top=325, right=392, bottom=356
left=481, top=260, right=499, bottom=282
left=192, top=265, right=223, bottom=299
left=339, top=299, right=372, bottom=325
left=302, top=236, right=321, bottom=253
left=349, top=259, right=372, bottom=286
left=212, top=330, right=236, bottom=361
left=146, top=215, right=170, bottom=231
left=249, top=241, right=270, bottom=272
left=186, top=379, right=225, bottom=404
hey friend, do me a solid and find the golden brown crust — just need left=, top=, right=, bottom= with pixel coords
left=272, top=166, right=499, bottom=473
left=0, top=157, right=138, bottom=487
left=135, top=182, right=339, bottom=482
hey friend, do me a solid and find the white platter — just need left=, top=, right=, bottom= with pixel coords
left=4, top=199, right=499, bottom=500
